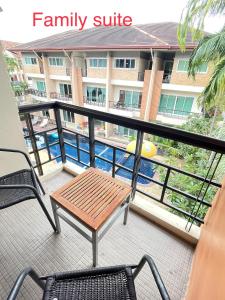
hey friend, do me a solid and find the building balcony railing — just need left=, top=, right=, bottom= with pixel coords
left=83, top=97, right=106, bottom=107
left=50, top=92, right=72, bottom=102
left=158, top=108, right=201, bottom=119
left=109, top=101, right=141, bottom=111
left=18, top=101, right=225, bottom=230
left=24, top=88, right=47, bottom=98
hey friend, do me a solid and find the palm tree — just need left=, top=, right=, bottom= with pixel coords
left=177, top=0, right=225, bottom=125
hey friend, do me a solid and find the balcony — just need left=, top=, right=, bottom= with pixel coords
left=50, top=92, right=72, bottom=102
left=2, top=101, right=225, bottom=299
left=83, top=96, right=106, bottom=107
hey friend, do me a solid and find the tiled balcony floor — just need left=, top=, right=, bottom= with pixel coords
left=0, top=171, right=194, bottom=299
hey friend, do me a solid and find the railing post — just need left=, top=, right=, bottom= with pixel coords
left=76, top=133, right=80, bottom=162
left=54, top=107, right=66, bottom=164
left=112, top=147, right=116, bottom=177
left=25, top=113, right=43, bottom=176
left=131, top=130, right=144, bottom=199
left=88, top=116, right=95, bottom=167
left=160, top=168, right=171, bottom=202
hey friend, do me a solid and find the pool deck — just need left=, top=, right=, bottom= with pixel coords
left=0, top=171, right=194, bottom=299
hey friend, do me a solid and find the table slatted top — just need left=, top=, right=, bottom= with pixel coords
left=50, top=168, right=131, bottom=230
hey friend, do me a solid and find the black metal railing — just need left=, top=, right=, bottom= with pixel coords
left=109, top=101, right=141, bottom=110
left=50, top=92, right=72, bottom=102
left=83, top=97, right=106, bottom=107
left=18, top=101, right=225, bottom=229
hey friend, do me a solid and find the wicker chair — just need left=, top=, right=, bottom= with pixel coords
left=0, top=148, right=56, bottom=232
left=7, top=255, right=170, bottom=300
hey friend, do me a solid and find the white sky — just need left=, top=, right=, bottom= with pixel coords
left=0, top=0, right=224, bottom=43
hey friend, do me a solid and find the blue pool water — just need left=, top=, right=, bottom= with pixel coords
left=35, top=132, right=155, bottom=184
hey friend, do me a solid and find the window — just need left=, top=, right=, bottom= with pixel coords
left=177, top=59, right=207, bottom=73
left=63, top=110, right=75, bottom=123
left=59, top=83, right=72, bottom=97
left=118, top=90, right=142, bottom=108
left=115, top=58, right=135, bottom=69
left=36, top=81, right=46, bottom=92
left=49, top=57, right=64, bottom=66
left=118, top=126, right=136, bottom=137
left=86, top=87, right=106, bottom=104
left=24, top=57, right=37, bottom=65
left=89, top=58, right=107, bottom=68
left=158, top=94, right=194, bottom=116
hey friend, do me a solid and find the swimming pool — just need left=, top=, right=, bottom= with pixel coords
left=35, top=131, right=155, bottom=184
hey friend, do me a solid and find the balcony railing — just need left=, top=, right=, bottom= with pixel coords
left=109, top=101, right=141, bottom=110
left=158, top=107, right=201, bottom=118
left=83, top=97, right=106, bottom=107
left=26, top=88, right=47, bottom=98
left=50, top=92, right=72, bottom=102
left=18, top=101, right=225, bottom=230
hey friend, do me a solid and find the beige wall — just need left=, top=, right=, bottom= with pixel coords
left=0, top=47, right=27, bottom=176
left=87, top=68, right=107, bottom=78
left=170, top=52, right=212, bottom=87
left=23, top=64, right=41, bottom=74
left=48, top=66, right=67, bottom=76
left=111, top=69, right=138, bottom=81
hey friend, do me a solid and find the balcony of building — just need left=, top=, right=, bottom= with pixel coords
left=2, top=98, right=225, bottom=299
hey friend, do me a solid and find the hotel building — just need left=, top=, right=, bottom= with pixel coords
left=10, top=22, right=211, bottom=137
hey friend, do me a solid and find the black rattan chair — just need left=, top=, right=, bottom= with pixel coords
left=0, top=148, right=56, bottom=232
left=7, top=255, right=170, bottom=300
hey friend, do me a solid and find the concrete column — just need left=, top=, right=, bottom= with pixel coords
left=71, top=53, right=85, bottom=127
left=42, top=55, right=54, bottom=100
left=0, top=45, right=27, bottom=175
left=143, top=51, right=161, bottom=121
left=105, top=52, right=113, bottom=138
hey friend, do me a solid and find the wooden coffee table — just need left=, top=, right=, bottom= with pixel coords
left=50, top=167, right=132, bottom=267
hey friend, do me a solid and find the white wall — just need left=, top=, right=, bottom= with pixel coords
left=0, top=46, right=28, bottom=176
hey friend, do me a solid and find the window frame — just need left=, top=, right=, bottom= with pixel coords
left=177, top=59, right=208, bottom=74
left=158, top=94, right=194, bottom=116
left=24, top=57, right=37, bottom=65
left=118, top=89, right=142, bottom=108
left=86, top=86, right=106, bottom=104
left=48, top=57, right=64, bottom=67
left=88, top=58, right=107, bottom=68
left=114, top=58, right=136, bottom=69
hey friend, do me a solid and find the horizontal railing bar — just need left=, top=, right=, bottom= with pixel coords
left=136, top=189, right=160, bottom=202
left=95, top=155, right=112, bottom=164
left=23, top=127, right=58, bottom=140
left=62, top=127, right=89, bottom=139
left=167, top=185, right=212, bottom=207
left=29, top=142, right=59, bottom=154
left=65, top=154, right=89, bottom=167
left=33, top=155, right=61, bottom=168
left=19, top=102, right=55, bottom=113
left=64, top=141, right=90, bottom=154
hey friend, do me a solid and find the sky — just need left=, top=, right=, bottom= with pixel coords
left=0, top=0, right=224, bottom=43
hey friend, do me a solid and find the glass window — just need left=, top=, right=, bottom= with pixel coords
left=63, top=110, right=75, bottom=123
left=115, top=59, right=135, bottom=69
left=36, top=81, right=46, bottom=92
left=89, top=58, right=107, bottom=68
left=119, top=90, right=142, bottom=108
left=86, top=87, right=106, bottom=104
left=177, top=60, right=189, bottom=72
left=49, top=57, right=63, bottom=66
left=24, top=57, right=37, bottom=65
left=159, top=94, right=194, bottom=116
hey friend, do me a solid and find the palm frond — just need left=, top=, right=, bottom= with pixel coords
left=188, top=27, right=225, bottom=76
left=198, top=56, right=225, bottom=109
left=178, top=0, right=225, bottom=50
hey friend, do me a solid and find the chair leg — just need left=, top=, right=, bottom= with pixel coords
left=51, top=199, right=61, bottom=233
left=36, top=195, right=57, bottom=232
left=35, top=173, right=46, bottom=195
left=92, top=231, right=98, bottom=267
left=123, top=195, right=131, bottom=225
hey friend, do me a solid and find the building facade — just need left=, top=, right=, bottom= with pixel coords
left=10, top=22, right=211, bottom=137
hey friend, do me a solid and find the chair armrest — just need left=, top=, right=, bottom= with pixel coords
left=133, top=255, right=170, bottom=300
left=0, top=184, right=39, bottom=197
left=0, top=148, right=32, bottom=168
left=7, top=267, right=44, bottom=300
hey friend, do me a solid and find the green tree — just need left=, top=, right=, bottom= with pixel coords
left=4, top=54, right=19, bottom=74
left=177, top=0, right=225, bottom=126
